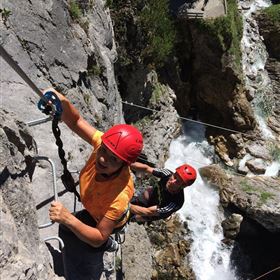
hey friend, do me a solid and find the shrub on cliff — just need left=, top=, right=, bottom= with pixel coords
left=263, top=4, right=280, bottom=24
left=106, top=0, right=176, bottom=68
left=196, top=0, right=243, bottom=72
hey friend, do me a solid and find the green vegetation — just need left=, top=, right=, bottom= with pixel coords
left=135, top=115, right=152, bottom=130
left=260, top=191, right=275, bottom=204
left=69, top=0, right=82, bottom=20
left=88, top=64, right=102, bottom=76
left=68, top=1, right=93, bottom=33
left=255, top=89, right=274, bottom=118
left=151, top=82, right=164, bottom=103
left=139, top=0, right=176, bottom=67
left=263, top=4, right=280, bottom=24
left=240, top=179, right=255, bottom=193
left=115, top=256, right=122, bottom=271
left=83, top=93, right=91, bottom=105
left=240, top=179, right=276, bottom=206
left=0, top=7, right=12, bottom=23
left=79, top=18, right=90, bottom=33
left=197, top=0, right=243, bottom=70
left=106, top=0, right=176, bottom=68
left=268, top=142, right=280, bottom=161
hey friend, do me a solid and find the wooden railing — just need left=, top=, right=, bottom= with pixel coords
left=186, top=11, right=204, bottom=19
left=178, top=0, right=228, bottom=20
left=178, top=8, right=204, bottom=19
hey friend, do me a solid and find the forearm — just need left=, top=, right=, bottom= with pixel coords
left=63, top=214, right=107, bottom=247
left=131, top=162, right=154, bottom=174
left=130, top=204, right=158, bottom=216
left=45, top=88, right=95, bottom=144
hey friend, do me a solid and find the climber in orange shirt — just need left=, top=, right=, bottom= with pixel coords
left=46, top=88, right=143, bottom=279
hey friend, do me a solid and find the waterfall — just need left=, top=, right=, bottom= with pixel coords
left=160, top=2, right=278, bottom=278
left=165, top=122, right=238, bottom=280
left=239, top=0, right=274, bottom=139
left=239, top=0, right=280, bottom=176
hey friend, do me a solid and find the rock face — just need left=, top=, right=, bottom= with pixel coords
left=0, top=1, right=182, bottom=279
left=175, top=19, right=256, bottom=134
left=222, top=213, right=243, bottom=239
left=0, top=0, right=122, bottom=128
left=0, top=1, right=125, bottom=279
left=146, top=215, right=195, bottom=280
left=132, top=71, right=181, bottom=165
left=121, top=223, right=153, bottom=280
left=0, top=110, right=62, bottom=280
left=200, top=164, right=280, bottom=233
left=200, top=164, right=280, bottom=279
left=256, top=11, right=280, bottom=136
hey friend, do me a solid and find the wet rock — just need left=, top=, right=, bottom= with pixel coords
left=222, top=213, right=244, bottom=239
left=200, top=164, right=280, bottom=233
left=245, top=158, right=267, bottom=174
left=246, top=144, right=272, bottom=160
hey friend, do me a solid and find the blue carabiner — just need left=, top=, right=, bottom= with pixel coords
left=38, top=91, right=63, bottom=119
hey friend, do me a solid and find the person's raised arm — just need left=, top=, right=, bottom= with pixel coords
left=131, top=162, right=173, bottom=178
left=130, top=161, right=154, bottom=174
left=44, top=88, right=96, bottom=145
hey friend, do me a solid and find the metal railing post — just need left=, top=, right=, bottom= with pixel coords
left=34, top=156, right=58, bottom=228
left=44, top=236, right=64, bottom=250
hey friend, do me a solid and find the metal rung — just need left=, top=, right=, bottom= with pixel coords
left=34, top=156, right=58, bottom=229
left=44, top=236, right=64, bottom=250
left=26, top=116, right=52, bottom=127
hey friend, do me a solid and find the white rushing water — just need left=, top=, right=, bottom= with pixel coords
left=239, top=0, right=280, bottom=176
left=161, top=2, right=278, bottom=278
left=165, top=122, right=238, bottom=280
left=239, top=0, right=274, bottom=139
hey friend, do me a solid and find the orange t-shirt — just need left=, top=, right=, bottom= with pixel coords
left=79, top=130, right=134, bottom=228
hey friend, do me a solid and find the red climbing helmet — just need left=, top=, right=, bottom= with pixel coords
left=175, top=164, right=197, bottom=185
left=101, top=124, right=143, bottom=164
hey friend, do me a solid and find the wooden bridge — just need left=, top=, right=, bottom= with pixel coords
left=177, top=0, right=228, bottom=20
left=178, top=7, right=204, bottom=20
